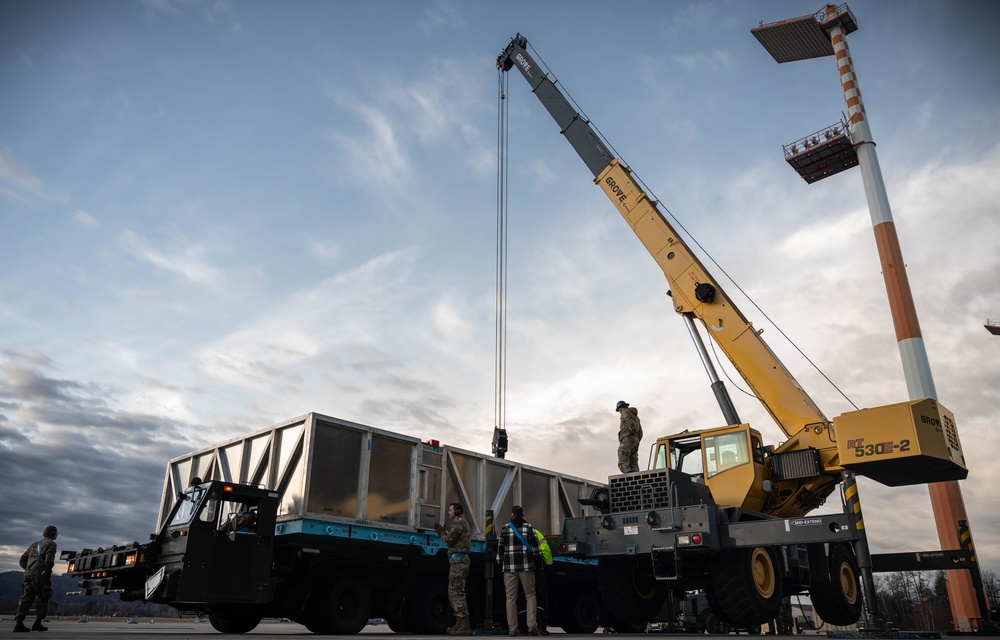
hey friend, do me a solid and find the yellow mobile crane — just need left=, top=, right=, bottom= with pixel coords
left=497, top=34, right=968, bottom=629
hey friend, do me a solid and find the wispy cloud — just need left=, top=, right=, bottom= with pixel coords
left=327, top=98, right=411, bottom=193
left=142, top=0, right=241, bottom=31
left=141, top=0, right=199, bottom=17
left=196, top=247, right=421, bottom=387
left=74, top=209, right=99, bottom=228
left=416, top=0, right=465, bottom=34
left=118, top=229, right=225, bottom=288
left=672, top=50, right=734, bottom=72
left=0, top=148, right=69, bottom=207
left=326, top=57, right=489, bottom=195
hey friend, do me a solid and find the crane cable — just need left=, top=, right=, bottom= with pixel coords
left=492, top=69, right=510, bottom=458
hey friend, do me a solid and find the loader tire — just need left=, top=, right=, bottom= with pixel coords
left=597, top=558, right=667, bottom=625
left=306, top=576, right=372, bottom=635
left=412, top=582, right=454, bottom=634
left=208, top=607, right=262, bottom=633
left=707, top=546, right=782, bottom=627
left=558, top=588, right=601, bottom=634
left=810, top=544, right=863, bottom=626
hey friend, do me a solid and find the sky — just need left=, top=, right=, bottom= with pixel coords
left=1, top=0, right=998, bottom=585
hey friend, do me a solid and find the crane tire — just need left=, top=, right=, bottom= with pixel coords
left=597, top=558, right=666, bottom=625
left=810, top=544, right=863, bottom=626
left=707, top=546, right=782, bottom=627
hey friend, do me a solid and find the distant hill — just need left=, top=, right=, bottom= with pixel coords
left=0, top=571, right=175, bottom=617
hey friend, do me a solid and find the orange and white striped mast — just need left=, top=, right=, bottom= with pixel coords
left=753, top=4, right=981, bottom=630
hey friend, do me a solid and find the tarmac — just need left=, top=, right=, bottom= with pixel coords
left=0, top=618, right=589, bottom=639
left=0, top=617, right=724, bottom=639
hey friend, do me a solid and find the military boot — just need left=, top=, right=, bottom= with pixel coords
left=13, top=619, right=30, bottom=632
left=32, top=618, right=49, bottom=631
left=448, top=616, right=471, bottom=636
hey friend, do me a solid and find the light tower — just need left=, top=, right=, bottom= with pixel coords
left=752, top=5, right=983, bottom=631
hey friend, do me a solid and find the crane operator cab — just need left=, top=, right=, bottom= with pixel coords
left=654, top=424, right=771, bottom=512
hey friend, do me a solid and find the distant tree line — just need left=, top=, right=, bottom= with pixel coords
left=873, top=569, right=999, bottom=630
left=0, top=572, right=175, bottom=618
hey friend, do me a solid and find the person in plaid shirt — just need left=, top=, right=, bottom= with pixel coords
left=496, top=506, right=541, bottom=636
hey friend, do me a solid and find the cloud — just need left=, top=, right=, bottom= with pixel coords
left=74, top=210, right=99, bottom=228
left=672, top=50, right=734, bottom=72
left=325, top=57, right=490, bottom=196
left=0, top=350, right=195, bottom=572
left=140, top=0, right=200, bottom=17
left=195, top=247, right=422, bottom=388
left=140, top=0, right=241, bottom=31
left=327, top=98, right=412, bottom=194
left=525, top=158, right=557, bottom=186
left=15, top=44, right=41, bottom=70
left=118, top=229, right=225, bottom=288
left=417, top=0, right=465, bottom=34
left=0, top=148, right=69, bottom=207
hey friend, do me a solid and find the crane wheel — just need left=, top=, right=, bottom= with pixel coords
left=597, top=558, right=667, bottom=624
left=706, top=546, right=782, bottom=627
left=809, top=544, right=863, bottom=626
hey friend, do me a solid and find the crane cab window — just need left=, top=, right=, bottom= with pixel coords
left=752, top=435, right=766, bottom=464
left=654, top=443, right=668, bottom=470
left=661, top=435, right=704, bottom=479
left=705, top=432, right=750, bottom=478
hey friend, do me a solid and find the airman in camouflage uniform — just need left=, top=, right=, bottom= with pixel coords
left=616, top=401, right=643, bottom=473
left=14, top=525, right=59, bottom=633
left=435, top=502, right=472, bottom=635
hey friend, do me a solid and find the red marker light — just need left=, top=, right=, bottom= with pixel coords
left=692, top=534, right=702, bottom=545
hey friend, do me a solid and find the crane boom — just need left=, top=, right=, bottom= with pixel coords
left=498, top=34, right=826, bottom=439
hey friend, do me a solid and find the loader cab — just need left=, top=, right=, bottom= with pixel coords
left=156, top=481, right=278, bottom=606
left=654, top=424, right=769, bottom=512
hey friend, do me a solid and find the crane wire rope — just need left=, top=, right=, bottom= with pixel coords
left=523, top=40, right=859, bottom=412
left=494, top=69, right=510, bottom=450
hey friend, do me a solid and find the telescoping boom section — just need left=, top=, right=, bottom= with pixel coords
left=496, top=34, right=966, bottom=491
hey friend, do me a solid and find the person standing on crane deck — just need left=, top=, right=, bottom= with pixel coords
left=616, top=400, right=643, bottom=473
left=14, top=525, right=58, bottom=633
left=435, top=502, right=472, bottom=636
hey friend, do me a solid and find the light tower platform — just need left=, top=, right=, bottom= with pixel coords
left=783, top=120, right=859, bottom=183
left=751, top=4, right=858, bottom=64
left=753, top=4, right=860, bottom=183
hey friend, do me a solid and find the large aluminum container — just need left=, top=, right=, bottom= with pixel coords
left=158, top=412, right=604, bottom=540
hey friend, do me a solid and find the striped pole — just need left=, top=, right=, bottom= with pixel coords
left=826, top=6, right=980, bottom=629
left=842, top=471, right=878, bottom=619
left=958, top=520, right=990, bottom=626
